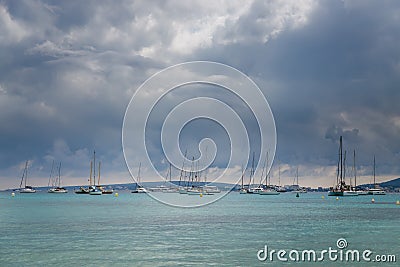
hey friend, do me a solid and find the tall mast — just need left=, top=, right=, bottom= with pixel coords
left=278, top=165, right=281, bottom=187
left=98, top=161, right=101, bottom=186
left=343, top=150, right=347, bottom=184
left=241, top=165, right=244, bottom=189
left=339, top=136, right=343, bottom=187
left=93, top=150, right=96, bottom=186
left=138, top=162, right=141, bottom=184
left=169, top=162, right=172, bottom=182
left=353, top=150, right=356, bottom=188
left=20, top=160, right=28, bottom=188
left=265, top=151, right=269, bottom=187
left=260, top=157, right=266, bottom=186
left=25, top=161, right=28, bottom=187
left=58, top=162, right=62, bottom=187
left=179, top=149, right=187, bottom=187
left=89, top=161, right=93, bottom=186
left=48, top=160, right=55, bottom=187
left=248, top=152, right=255, bottom=187
left=373, top=155, right=376, bottom=186
left=296, top=166, right=299, bottom=186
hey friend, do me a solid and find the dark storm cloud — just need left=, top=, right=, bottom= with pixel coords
left=1, top=0, right=399, bottom=188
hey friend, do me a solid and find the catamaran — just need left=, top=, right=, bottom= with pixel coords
left=19, top=160, right=36, bottom=193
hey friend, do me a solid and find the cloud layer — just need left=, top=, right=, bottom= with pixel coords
left=1, top=0, right=400, bottom=188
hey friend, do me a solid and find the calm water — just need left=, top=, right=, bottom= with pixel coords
left=0, top=191, right=399, bottom=266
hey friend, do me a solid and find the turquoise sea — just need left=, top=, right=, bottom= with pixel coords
left=0, top=191, right=399, bottom=266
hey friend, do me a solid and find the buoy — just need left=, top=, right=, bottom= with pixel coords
left=296, top=193, right=299, bottom=198
left=371, top=198, right=375, bottom=203
left=336, top=197, right=339, bottom=201
left=11, top=192, right=15, bottom=197
left=321, top=195, right=325, bottom=199
left=396, top=200, right=399, bottom=205
left=114, top=192, right=119, bottom=197
left=200, top=193, right=203, bottom=197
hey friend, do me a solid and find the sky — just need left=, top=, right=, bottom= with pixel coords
left=1, top=0, right=400, bottom=189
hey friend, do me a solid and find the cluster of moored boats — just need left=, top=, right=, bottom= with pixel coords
left=18, top=151, right=114, bottom=195
left=328, top=136, right=386, bottom=197
left=15, top=140, right=388, bottom=197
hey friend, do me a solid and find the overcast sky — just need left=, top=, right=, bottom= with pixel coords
left=1, top=0, right=400, bottom=189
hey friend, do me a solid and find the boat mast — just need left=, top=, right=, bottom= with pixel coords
left=178, top=150, right=187, bottom=187
left=343, top=150, right=347, bottom=185
left=169, top=162, right=172, bottom=183
left=339, top=136, right=343, bottom=188
left=353, top=150, right=356, bottom=188
left=93, top=150, right=96, bottom=186
left=241, top=165, right=244, bottom=189
left=278, top=165, right=281, bottom=187
left=98, top=161, right=101, bottom=186
left=48, top=160, right=55, bottom=187
left=58, top=162, right=62, bottom=187
left=89, top=161, right=93, bottom=186
left=248, top=152, right=255, bottom=188
left=373, top=155, right=376, bottom=186
left=20, top=160, right=28, bottom=188
left=138, top=162, right=141, bottom=185
left=266, top=152, right=269, bottom=187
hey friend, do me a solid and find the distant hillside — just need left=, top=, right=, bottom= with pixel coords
left=379, top=178, right=400, bottom=187
left=360, top=177, right=400, bottom=189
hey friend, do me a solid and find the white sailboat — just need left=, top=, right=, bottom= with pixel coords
left=367, top=156, right=386, bottom=195
left=259, top=159, right=279, bottom=195
left=89, top=151, right=102, bottom=195
left=292, top=167, right=307, bottom=193
left=239, top=166, right=247, bottom=194
left=48, top=162, right=68, bottom=193
left=19, top=161, right=36, bottom=193
left=132, top=163, right=147, bottom=193
left=96, top=161, right=113, bottom=194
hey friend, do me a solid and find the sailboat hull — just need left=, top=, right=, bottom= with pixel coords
left=20, top=188, right=36, bottom=193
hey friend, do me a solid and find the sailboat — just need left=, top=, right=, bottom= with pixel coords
left=292, top=167, right=307, bottom=193
left=328, top=136, right=358, bottom=197
left=161, top=163, right=178, bottom=193
left=48, top=162, right=68, bottom=193
left=259, top=159, right=279, bottom=195
left=95, top=161, right=113, bottom=194
left=132, top=163, right=147, bottom=193
left=239, top=165, right=247, bottom=194
left=19, top=160, right=36, bottom=193
left=89, top=151, right=102, bottom=195
left=276, top=165, right=287, bottom=193
left=246, top=153, right=258, bottom=194
left=74, top=160, right=90, bottom=194
left=367, top=156, right=386, bottom=195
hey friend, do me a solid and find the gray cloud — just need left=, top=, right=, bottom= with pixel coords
left=1, top=0, right=400, bottom=188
